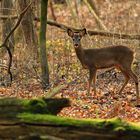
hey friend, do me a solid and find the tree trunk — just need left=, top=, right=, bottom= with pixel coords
left=49, top=0, right=57, bottom=21
left=66, top=0, right=80, bottom=27
left=1, top=0, right=14, bottom=57
left=39, top=0, right=49, bottom=87
left=18, top=0, right=38, bottom=59
left=83, top=0, right=107, bottom=30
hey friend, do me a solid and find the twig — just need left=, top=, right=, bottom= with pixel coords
left=0, top=15, right=18, bottom=20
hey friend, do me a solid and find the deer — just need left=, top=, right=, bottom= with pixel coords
left=67, top=28, right=139, bottom=106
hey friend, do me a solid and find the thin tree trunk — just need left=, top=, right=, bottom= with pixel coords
left=49, top=0, right=57, bottom=21
left=18, top=0, right=38, bottom=59
left=83, top=0, right=107, bottom=30
left=1, top=0, right=14, bottom=57
left=39, top=0, right=49, bottom=87
left=65, top=0, right=80, bottom=27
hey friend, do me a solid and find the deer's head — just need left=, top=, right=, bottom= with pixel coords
left=67, top=28, right=86, bottom=48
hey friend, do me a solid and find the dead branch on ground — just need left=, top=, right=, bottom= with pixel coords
left=46, top=85, right=66, bottom=98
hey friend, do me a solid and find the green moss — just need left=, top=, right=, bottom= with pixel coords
left=21, top=98, right=70, bottom=115
left=1, top=98, right=140, bottom=134
left=18, top=113, right=103, bottom=127
left=103, top=117, right=126, bottom=128
left=0, top=97, right=70, bottom=115
left=24, top=98, right=49, bottom=114
left=114, top=126, right=126, bottom=132
left=126, top=122, right=140, bottom=131
left=18, top=113, right=140, bottom=133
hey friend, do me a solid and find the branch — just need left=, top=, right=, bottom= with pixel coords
left=83, top=0, right=108, bottom=30
left=45, top=20, right=140, bottom=40
left=0, top=15, right=18, bottom=20
left=4, top=45, right=12, bottom=83
left=87, top=30, right=140, bottom=40
left=0, top=1, right=33, bottom=84
left=1, top=2, right=33, bottom=47
left=2, top=14, right=140, bottom=40
left=46, top=84, right=66, bottom=98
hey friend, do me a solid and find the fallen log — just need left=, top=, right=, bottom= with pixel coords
left=0, top=97, right=140, bottom=140
left=0, top=97, right=70, bottom=117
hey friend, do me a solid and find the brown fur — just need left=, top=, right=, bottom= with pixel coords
left=67, top=28, right=139, bottom=105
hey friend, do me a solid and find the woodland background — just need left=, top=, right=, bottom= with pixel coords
left=0, top=0, right=140, bottom=122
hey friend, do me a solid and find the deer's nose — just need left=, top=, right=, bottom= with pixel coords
left=74, top=44, right=78, bottom=46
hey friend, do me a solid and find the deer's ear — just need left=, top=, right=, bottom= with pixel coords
left=67, top=29, right=74, bottom=37
left=80, top=28, right=87, bottom=36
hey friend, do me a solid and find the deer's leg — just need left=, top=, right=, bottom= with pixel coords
left=118, top=68, right=130, bottom=94
left=127, top=69, right=139, bottom=105
left=92, top=70, right=97, bottom=95
left=88, top=69, right=96, bottom=96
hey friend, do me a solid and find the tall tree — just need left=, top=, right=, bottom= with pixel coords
left=39, top=0, right=49, bottom=87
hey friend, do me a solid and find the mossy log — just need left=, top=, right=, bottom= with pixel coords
left=0, top=97, right=70, bottom=117
left=0, top=98, right=140, bottom=140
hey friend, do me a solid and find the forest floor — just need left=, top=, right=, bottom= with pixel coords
left=0, top=68, right=140, bottom=122
left=0, top=0, right=140, bottom=122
